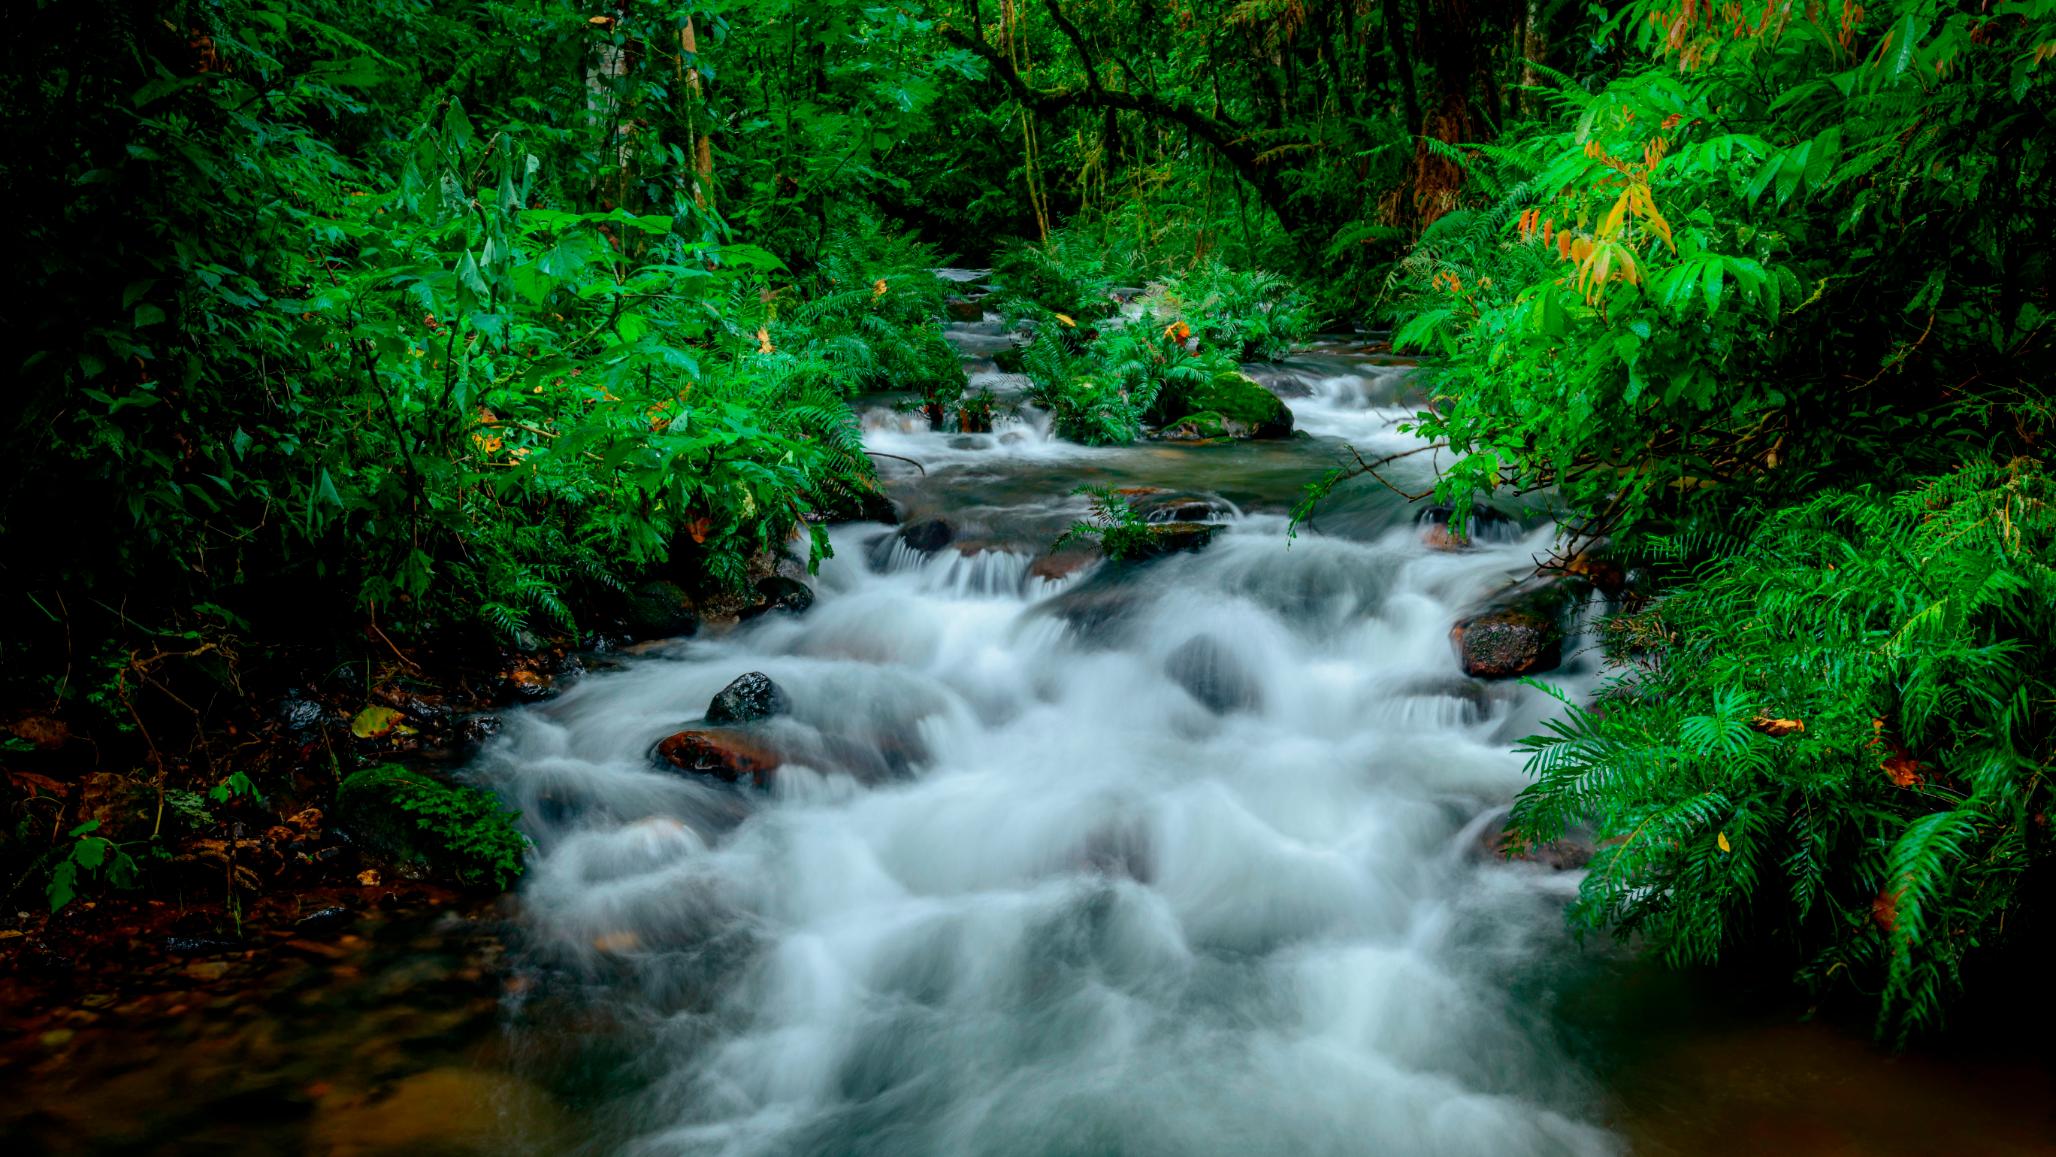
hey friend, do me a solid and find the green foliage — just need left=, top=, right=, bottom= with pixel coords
left=1357, top=0, right=2053, bottom=534
left=1149, top=262, right=1316, bottom=361
left=1054, top=486, right=1179, bottom=562
left=46, top=820, right=142, bottom=913
left=336, top=764, right=528, bottom=890
left=998, top=228, right=1302, bottom=444
left=1513, top=463, right=2056, bottom=1038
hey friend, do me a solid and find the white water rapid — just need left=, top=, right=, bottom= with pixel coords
left=480, top=325, right=1618, bottom=1156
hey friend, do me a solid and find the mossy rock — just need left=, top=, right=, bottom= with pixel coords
left=335, top=764, right=528, bottom=889
left=1156, top=411, right=1232, bottom=442
left=1156, top=371, right=1293, bottom=439
left=991, top=345, right=1026, bottom=374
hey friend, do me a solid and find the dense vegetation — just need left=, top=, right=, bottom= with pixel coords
left=3, top=0, right=2051, bottom=1041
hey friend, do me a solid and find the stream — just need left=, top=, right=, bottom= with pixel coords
left=6, top=305, right=2054, bottom=1157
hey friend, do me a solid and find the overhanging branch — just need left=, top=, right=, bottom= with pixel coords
left=939, top=2, right=1300, bottom=237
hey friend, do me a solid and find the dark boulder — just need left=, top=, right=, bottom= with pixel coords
left=623, top=579, right=700, bottom=639
left=705, top=672, right=790, bottom=725
left=656, top=729, right=781, bottom=787
left=1450, top=579, right=1585, bottom=679
left=747, top=575, right=815, bottom=618
left=1165, top=635, right=1263, bottom=715
left=899, top=518, right=956, bottom=553
left=1133, top=522, right=1218, bottom=558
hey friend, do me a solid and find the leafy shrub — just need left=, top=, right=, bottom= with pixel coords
left=1513, top=463, right=2056, bottom=1038
left=1352, top=0, right=2053, bottom=536
left=336, top=764, right=528, bottom=889
left=1150, top=262, right=1316, bottom=360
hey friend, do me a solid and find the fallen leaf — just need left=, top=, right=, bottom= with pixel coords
left=350, top=705, right=403, bottom=739
left=592, top=930, right=641, bottom=953
left=356, top=869, right=381, bottom=886
left=1716, top=831, right=1731, bottom=853
left=1054, top=313, right=1076, bottom=327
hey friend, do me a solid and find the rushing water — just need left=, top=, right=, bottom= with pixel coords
left=480, top=315, right=1625, bottom=1156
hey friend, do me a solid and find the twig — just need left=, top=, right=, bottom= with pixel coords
left=863, top=450, right=927, bottom=474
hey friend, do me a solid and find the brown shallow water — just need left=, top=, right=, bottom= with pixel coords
left=7, top=910, right=2052, bottom=1156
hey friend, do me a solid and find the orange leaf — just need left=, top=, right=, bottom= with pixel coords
left=1749, top=716, right=1805, bottom=738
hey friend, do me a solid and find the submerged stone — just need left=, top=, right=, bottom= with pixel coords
left=1165, top=635, right=1263, bottom=715
left=655, top=729, right=782, bottom=787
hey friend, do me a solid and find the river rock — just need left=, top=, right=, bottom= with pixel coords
left=1165, top=635, right=1262, bottom=715
left=1450, top=578, right=1584, bottom=679
left=1029, top=546, right=1100, bottom=582
left=1418, top=503, right=1513, bottom=551
left=748, top=575, right=814, bottom=617
left=705, top=672, right=790, bottom=724
left=1477, top=816, right=1595, bottom=871
left=1134, top=522, right=1218, bottom=558
left=656, top=730, right=782, bottom=786
left=806, top=482, right=900, bottom=525
left=945, top=297, right=986, bottom=323
left=1153, top=371, right=1294, bottom=440
left=899, top=518, right=956, bottom=553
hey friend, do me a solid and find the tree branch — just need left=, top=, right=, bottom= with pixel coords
left=938, top=8, right=1300, bottom=238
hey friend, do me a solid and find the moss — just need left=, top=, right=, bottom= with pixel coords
left=1157, top=411, right=1231, bottom=441
left=1155, top=371, right=1293, bottom=438
left=1191, top=371, right=1293, bottom=433
left=336, top=764, right=528, bottom=889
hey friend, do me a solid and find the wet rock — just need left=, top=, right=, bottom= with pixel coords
left=276, top=694, right=331, bottom=737
left=1132, top=522, right=1218, bottom=558
left=655, top=730, right=782, bottom=787
left=504, top=668, right=554, bottom=701
left=1132, top=492, right=1232, bottom=523
left=1154, top=371, right=1294, bottom=440
left=1155, top=412, right=1235, bottom=442
left=1477, top=816, right=1595, bottom=871
left=623, top=579, right=700, bottom=639
left=164, top=935, right=242, bottom=957
left=745, top=576, right=815, bottom=619
left=457, top=714, right=502, bottom=746
left=1165, top=635, right=1263, bottom=715
left=1029, top=547, right=1100, bottom=582
left=295, top=907, right=356, bottom=934
left=945, top=297, right=986, bottom=323
left=1418, top=503, right=1514, bottom=551
left=705, top=672, right=790, bottom=725
left=899, top=517, right=956, bottom=553
left=805, top=483, right=900, bottom=526
left=1450, top=579, right=1585, bottom=679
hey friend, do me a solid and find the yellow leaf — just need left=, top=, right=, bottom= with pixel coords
left=1054, top=313, right=1076, bottom=327
left=350, top=705, right=402, bottom=739
left=756, top=326, right=773, bottom=353
left=1717, top=831, right=1731, bottom=853
left=1600, top=188, right=1631, bottom=239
